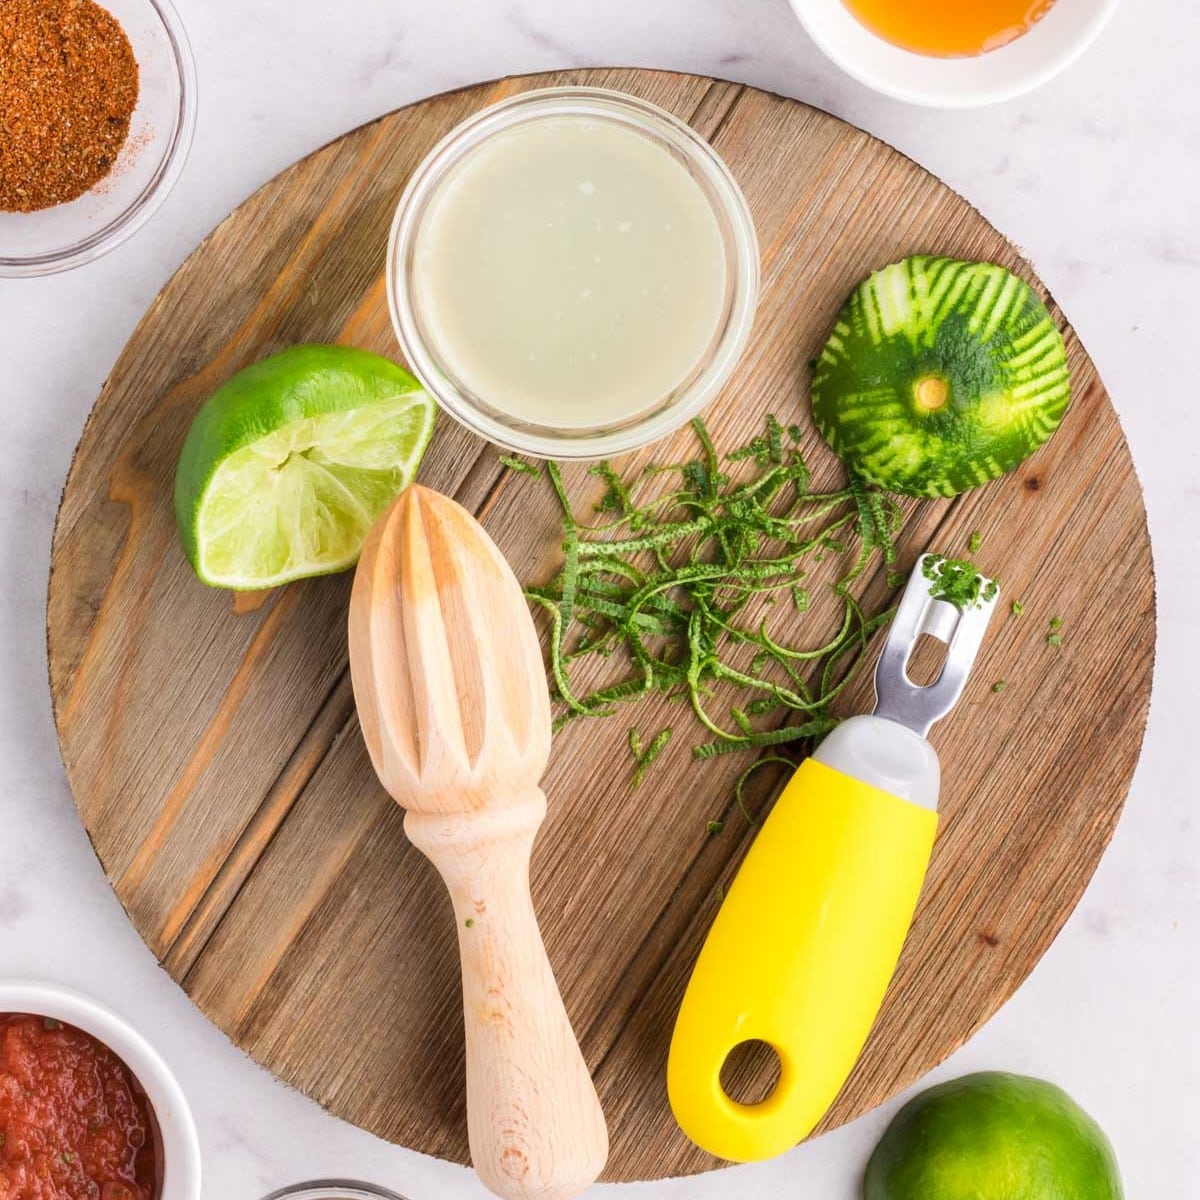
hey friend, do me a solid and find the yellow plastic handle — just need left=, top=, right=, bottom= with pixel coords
left=667, top=758, right=937, bottom=1162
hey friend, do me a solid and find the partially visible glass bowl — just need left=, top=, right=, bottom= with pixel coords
left=0, top=0, right=196, bottom=277
left=261, top=1183, right=410, bottom=1200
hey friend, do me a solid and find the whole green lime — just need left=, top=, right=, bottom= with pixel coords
left=864, top=1072, right=1122, bottom=1200
left=812, top=256, right=1070, bottom=498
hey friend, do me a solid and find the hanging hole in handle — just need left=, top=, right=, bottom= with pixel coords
left=905, top=632, right=949, bottom=687
left=719, top=1039, right=782, bottom=1105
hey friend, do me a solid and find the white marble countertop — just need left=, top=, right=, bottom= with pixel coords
left=1, top=0, right=1197, bottom=1196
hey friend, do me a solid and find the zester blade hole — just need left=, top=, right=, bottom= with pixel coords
left=905, top=633, right=948, bottom=687
left=720, top=1039, right=782, bottom=1105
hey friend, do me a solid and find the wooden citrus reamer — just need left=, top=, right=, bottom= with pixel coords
left=349, top=485, right=608, bottom=1200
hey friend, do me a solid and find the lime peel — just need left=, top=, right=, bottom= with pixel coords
left=812, top=256, right=1070, bottom=498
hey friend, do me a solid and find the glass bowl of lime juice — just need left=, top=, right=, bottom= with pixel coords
left=387, top=87, right=759, bottom=460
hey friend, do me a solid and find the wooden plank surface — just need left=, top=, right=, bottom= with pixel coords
left=45, top=69, right=1154, bottom=1181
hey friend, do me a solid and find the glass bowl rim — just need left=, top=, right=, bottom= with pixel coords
left=0, top=0, right=198, bottom=279
left=386, top=85, right=760, bottom=460
left=260, top=1181, right=411, bottom=1200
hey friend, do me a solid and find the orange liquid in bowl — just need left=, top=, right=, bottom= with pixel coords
left=841, top=0, right=1058, bottom=57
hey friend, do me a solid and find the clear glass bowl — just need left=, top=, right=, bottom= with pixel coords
left=0, top=0, right=197, bottom=277
left=387, top=87, right=759, bottom=460
left=261, top=1183, right=409, bottom=1200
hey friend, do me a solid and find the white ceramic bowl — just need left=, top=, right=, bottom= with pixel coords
left=788, top=0, right=1121, bottom=108
left=0, top=981, right=201, bottom=1200
left=0, top=0, right=196, bottom=277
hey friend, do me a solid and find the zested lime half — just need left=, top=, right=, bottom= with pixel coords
left=812, top=256, right=1070, bottom=498
left=174, top=345, right=436, bottom=589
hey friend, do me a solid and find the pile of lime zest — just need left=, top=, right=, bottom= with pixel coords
left=509, top=416, right=903, bottom=770
left=921, top=553, right=999, bottom=611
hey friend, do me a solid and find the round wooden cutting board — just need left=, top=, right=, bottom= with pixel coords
left=47, top=69, right=1154, bottom=1180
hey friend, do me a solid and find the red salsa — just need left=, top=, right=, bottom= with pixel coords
left=0, top=1013, right=158, bottom=1200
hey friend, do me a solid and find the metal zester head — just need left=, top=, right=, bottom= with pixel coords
left=872, top=553, right=999, bottom=738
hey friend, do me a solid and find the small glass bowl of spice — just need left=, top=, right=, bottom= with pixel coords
left=0, top=0, right=196, bottom=276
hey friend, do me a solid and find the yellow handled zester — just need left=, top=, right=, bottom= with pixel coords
left=668, top=553, right=999, bottom=1162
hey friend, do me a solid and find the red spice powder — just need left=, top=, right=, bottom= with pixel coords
left=0, top=0, right=141, bottom=212
left=0, top=1014, right=158, bottom=1200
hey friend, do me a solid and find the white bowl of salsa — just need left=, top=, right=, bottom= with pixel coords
left=0, top=981, right=201, bottom=1200
left=788, top=0, right=1122, bottom=107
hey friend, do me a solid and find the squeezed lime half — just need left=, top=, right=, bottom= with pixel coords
left=174, top=345, right=436, bottom=589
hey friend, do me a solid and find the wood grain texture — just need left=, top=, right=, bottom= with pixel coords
left=46, top=70, right=1154, bottom=1181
